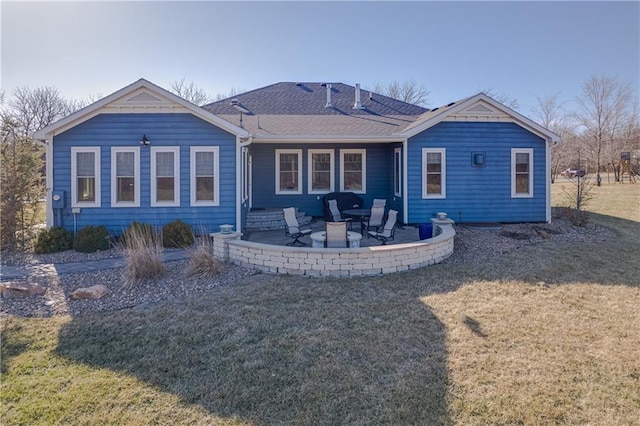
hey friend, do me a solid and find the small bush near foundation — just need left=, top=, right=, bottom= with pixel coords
left=559, top=207, right=590, bottom=227
left=121, top=225, right=164, bottom=288
left=34, top=227, right=73, bottom=254
left=73, top=225, right=110, bottom=253
left=162, top=220, right=195, bottom=248
left=187, top=236, right=222, bottom=279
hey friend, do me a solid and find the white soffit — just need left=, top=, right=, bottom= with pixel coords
left=443, top=100, right=510, bottom=122
left=104, top=88, right=190, bottom=113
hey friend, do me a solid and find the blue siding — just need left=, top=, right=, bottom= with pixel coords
left=52, top=113, right=238, bottom=235
left=407, top=121, right=547, bottom=223
left=251, top=144, right=399, bottom=217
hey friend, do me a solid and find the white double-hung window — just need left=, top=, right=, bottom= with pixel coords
left=340, top=149, right=366, bottom=193
left=276, top=149, right=302, bottom=194
left=151, top=147, right=180, bottom=207
left=71, top=147, right=101, bottom=207
left=308, top=149, right=334, bottom=194
left=422, top=148, right=446, bottom=199
left=190, top=146, right=219, bottom=206
left=111, top=147, right=139, bottom=207
left=511, top=148, right=533, bottom=197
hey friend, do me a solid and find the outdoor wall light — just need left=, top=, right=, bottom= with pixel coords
left=140, top=134, right=150, bottom=147
left=472, top=152, right=486, bottom=167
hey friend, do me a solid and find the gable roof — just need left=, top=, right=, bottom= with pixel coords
left=203, top=82, right=428, bottom=140
left=397, top=93, right=561, bottom=142
left=34, top=78, right=249, bottom=140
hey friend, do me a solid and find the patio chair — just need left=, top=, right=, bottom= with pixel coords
left=283, top=207, right=312, bottom=246
left=325, top=221, right=348, bottom=248
left=363, top=205, right=385, bottom=237
left=368, top=209, right=398, bottom=245
left=328, top=199, right=353, bottom=229
left=372, top=198, right=386, bottom=208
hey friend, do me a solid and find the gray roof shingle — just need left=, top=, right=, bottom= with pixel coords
left=202, top=82, right=428, bottom=137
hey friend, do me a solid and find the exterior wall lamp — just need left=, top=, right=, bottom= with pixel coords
left=140, top=134, right=150, bottom=147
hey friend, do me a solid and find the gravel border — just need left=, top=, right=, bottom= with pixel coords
left=1, top=217, right=616, bottom=318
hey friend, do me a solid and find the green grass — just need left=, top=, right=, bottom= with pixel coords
left=2, top=183, right=639, bottom=425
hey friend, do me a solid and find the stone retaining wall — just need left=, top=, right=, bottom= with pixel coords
left=211, top=225, right=455, bottom=277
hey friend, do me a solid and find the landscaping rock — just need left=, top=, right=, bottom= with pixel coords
left=70, top=284, right=109, bottom=300
left=0, top=282, right=46, bottom=298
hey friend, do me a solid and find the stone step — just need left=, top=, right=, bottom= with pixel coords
left=246, top=208, right=312, bottom=231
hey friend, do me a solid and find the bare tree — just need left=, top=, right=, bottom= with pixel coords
left=169, top=78, right=212, bottom=106
left=479, top=88, right=520, bottom=111
left=531, top=93, right=572, bottom=182
left=9, top=86, right=70, bottom=138
left=373, top=78, right=430, bottom=106
left=214, top=87, right=246, bottom=102
left=573, top=75, right=634, bottom=186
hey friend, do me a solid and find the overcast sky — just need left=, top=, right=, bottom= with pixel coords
left=2, top=1, right=638, bottom=115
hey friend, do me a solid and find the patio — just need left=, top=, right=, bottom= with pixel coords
left=242, top=219, right=422, bottom=247
left=210, top=219, right=455, bottom=277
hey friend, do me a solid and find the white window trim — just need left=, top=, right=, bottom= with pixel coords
left=190, top=146, right=220, bottom=206
left=151, top=146, right=180, bottom=207
left=422, top=148, right=446, bottom=199
left=307, top=149, right=334, bottom=194
left=275, top=149, right=302, bottom=195
left=394, top=147, right=402, bottom=197
left=71, top=147, right=101, bottom=208
left=110, top=147, right=140, bottom=207
left=511, top=148, right=534, bottom=198
left=340, top=149, right=366, bottom=193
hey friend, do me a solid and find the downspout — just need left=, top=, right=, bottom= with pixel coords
left=402, top=138, right=409, bottom=224
left=236, top=136, right=253, bottom=233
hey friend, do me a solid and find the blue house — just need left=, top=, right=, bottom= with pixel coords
left=34, top=78, right=560, bottom=235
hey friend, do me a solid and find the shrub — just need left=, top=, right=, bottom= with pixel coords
left=34, top=227, right=73, bottom=254
left=121, top=224, right=164, bottom=288
left=73, top=225, right=110, bottom=253
left=162, top=220, right=195, bottom=248
left=187, top=236, right=222, bottom=279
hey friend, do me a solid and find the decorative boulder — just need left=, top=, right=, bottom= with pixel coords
left=0, top=282, right=46, bottom=298
left=70, top=285, right=109, bottom=300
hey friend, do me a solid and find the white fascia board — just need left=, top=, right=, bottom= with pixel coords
left=252, top=135, right=405, bottom=144
left=34, top=78, right=249, bottom=140
left=397, top=93, right=561, bottom=143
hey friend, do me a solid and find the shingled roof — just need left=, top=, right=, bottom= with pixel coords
left=202, top=82, right=428, bottom=139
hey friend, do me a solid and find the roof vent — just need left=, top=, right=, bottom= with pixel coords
left=353, top=83, right=364, bottom=109
left=447, top=102, right=456, bottom=107
left=325, top=84, right=333, bottom=108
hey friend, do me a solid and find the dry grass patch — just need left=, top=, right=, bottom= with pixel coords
left=187, top=237, right=223, bottom=279
left=423, top=281, right=640, bottom=425
left=120, top=226, right=164, bottom=288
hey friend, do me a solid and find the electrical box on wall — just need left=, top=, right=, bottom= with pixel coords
left=51, top=191, right=65, bottom=209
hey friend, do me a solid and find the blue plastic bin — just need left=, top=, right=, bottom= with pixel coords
left=419, top=223, right=433, bottom=240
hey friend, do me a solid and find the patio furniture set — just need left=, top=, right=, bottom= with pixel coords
left=283, top=196, right=398, bottom=248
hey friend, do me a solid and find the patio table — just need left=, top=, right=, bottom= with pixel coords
left=343, top=208, right=371, bottom=231
left=310, top=231, right=362, bottom=248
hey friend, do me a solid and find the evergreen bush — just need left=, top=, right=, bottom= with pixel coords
left=73, top=225, right=110, bottom=253
left=162, top=220, right=195, bottom=248
left=34, top=227, right=73, bottom=254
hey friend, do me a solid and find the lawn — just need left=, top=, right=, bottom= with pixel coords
left=2, top=182, right=639, bottom=425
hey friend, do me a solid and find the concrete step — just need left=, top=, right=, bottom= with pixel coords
left=246, top=208, right=312, bottom=231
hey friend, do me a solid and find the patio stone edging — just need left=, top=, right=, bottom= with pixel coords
left=216, top=225, right=455, bottom=277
